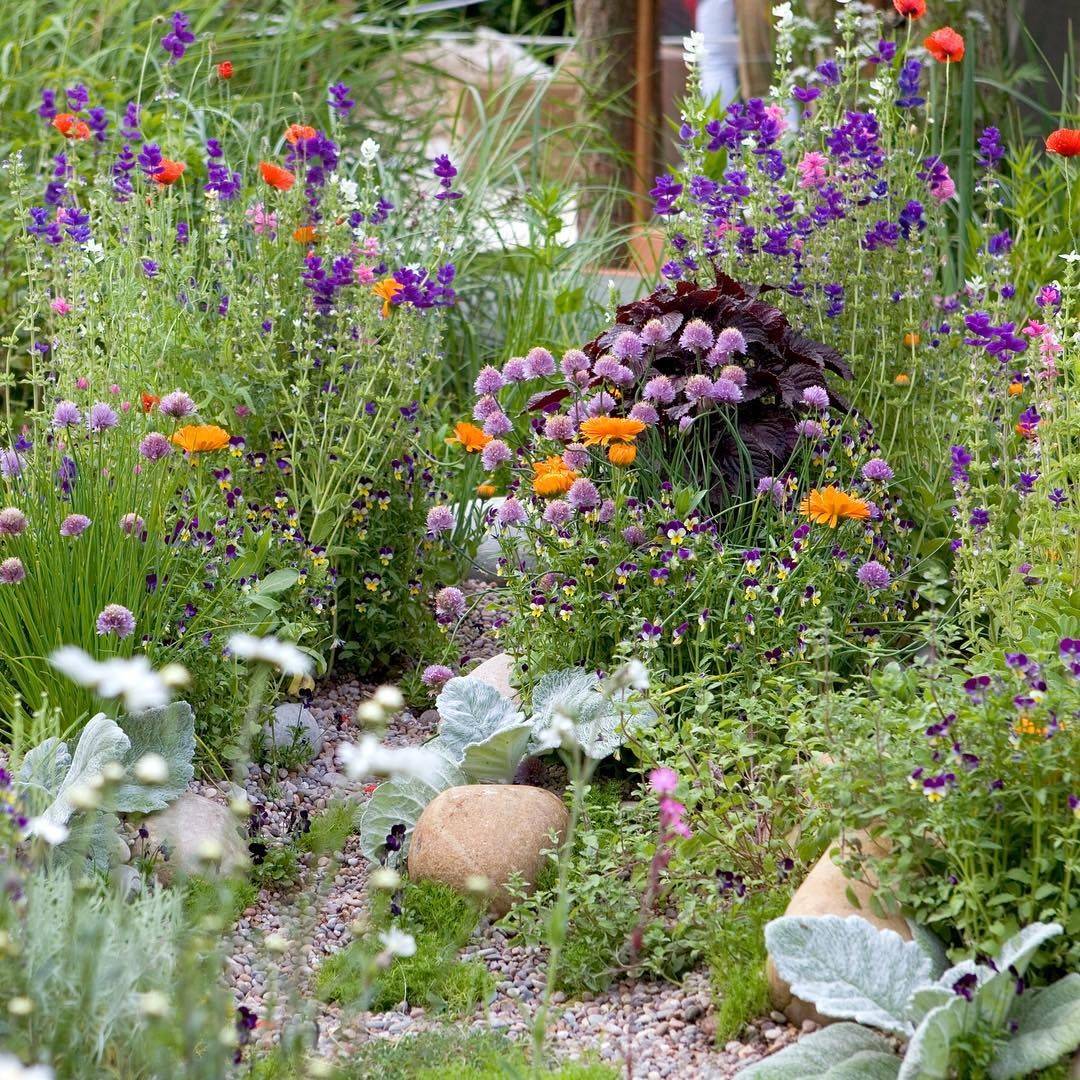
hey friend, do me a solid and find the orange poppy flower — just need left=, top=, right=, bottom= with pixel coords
left=799, top=486, right=871, bottom=528
left=52, top=113, right=91, bottom=140
left=1013, top=715, right=1050, bottom=738
left=284, top=124, right=317, bottom=145
left=153, top=160, right=187, bottom=186
left=372, top=278, right=404, bottom=318
left=608, top=443, right=638, bottom=467
left=171, top=424, right=231, bottom=454
left=476, top=483, right=498, bottom=498
left=578, top=416, right=646, bottom=447
left=893, top=0, right=925, bottom=17
left=292, top=226, right=319, bottom=244
left=445, top=422, right=491, bottom=453
left=894, top=373, right=911, bottom=386
left=141, top=393, right=160, bottom=413
left=1045, top=128, right=1080, bottom=158
left=903, top=332, right=920, bottom=347
left=924, top=27, right=965, bottom=63
left=532, top=456, right=579, bottom=497
left=216, top=61, right=234, bottom=80
left=260, top=162, right=295, bottom=191
left=1007, top=382, right=1024, bottom=397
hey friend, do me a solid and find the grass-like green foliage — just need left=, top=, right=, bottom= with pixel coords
left=301, top=799, right=357, bottom=856
left=250, top=843, right=304, bottom=893
left=253, top=1029, right=618, bottom=1080
left=184, top=874, right=258, bottom=927
left=316, top=880, right=493, bottom=1014
left=706, top=888, right=791, bottom=1043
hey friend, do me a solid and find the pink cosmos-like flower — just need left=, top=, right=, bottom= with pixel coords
left=649, top=766, right=678, bottom=795
left=0, top=507, right=27, bottom=535
left=51, top=296, right=72, bottom=315
left=796, top=151, right=829, bottom=189
left=426, top=505, right=455, bottom=535
left=96, top=603, right=136, bottom=638
left=59, top=513, right=91, bottom=537
left=0, top=556, right=25, bottom=584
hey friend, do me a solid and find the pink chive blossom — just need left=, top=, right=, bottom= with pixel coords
left=109, top=384, right=120, bottom=395
left=649, top=767, right=678, bottom=796
left=643, top=375, right=676, bottom=404
left=0, top=450, right=23, bottom=480
left=622, top=525, right=648, bottom=546
left=121, top=401, right=132, bottom=413
left=801, top=385, right=830, bottom=410
left=710, top=378, right=743, bottom=404
left=629, top=402, right=658, bottom=425
left=75, top=377, right=89, bottom=390
left=434, top=586, right=466, bottom=622
left=502, top=357, right=529, bottom=382
left=679, top=319, right=714, bottom=352
left=598, top=499, right=615, bottom=523
left=611, top=331, right=644, bottom=361
left=159, top=390, right=195, bottom=418
left=52, top=400, right=81, bottom=428
left=426, top=505, right=455, bottom=535
left=861, top=458, right=894, bottom=482
left=119, top=513, right=145, bottom=535
left=234, top=404, right=252, bottom=418
left=473, top=394, right=501, bottom=421
left=87, top=403, right=118, bottom=433
left=481, top=439, right=512, bottom=470
left=139, top=432, right=172, bottom=461
left=96, top=603, right=136, bottom=638
left=719, top=364, right=747, bottom=386
left=525, top=347, right=556, bottom=378
left=756, top=476, right=784, bottom=504
left=422, top=664, right=454, bottom=689
left=544, top=414, right=575, bottom=441
left=585, top=391, right=617, bottom=417
left=857, top=560, right=892, bottom=590
left=245, top=202, right=278, bottom=235
left=0, top=557, right=25, bottom=584
left=562, top=444, right=589, bottom=471
left=495, top=498, right=527, bottom=527
left=716, top=328, right=746, bottom=356
left=593, top=358, right=635, bottom=386
left=640, top=318, right=671, bottom=345
left=543, top=499, right=573, bottom=526
left=482, top=411, right=513, bottom=437
left=474, top=365, right=504, bottom=395
left=684, top=374, right=713, bottom=402
left=0, top=508, right=27, bottom=535
left=796, top=151, right=829, bottom=189
left=795, top=419, right=824, bottom=438
left=560, top=349, right=589, bottom=377
left=51, top=296, right=72, bottom=315
left=59, top=513, right=92, bottom=537
left=567, top=478, right=600, bottom=511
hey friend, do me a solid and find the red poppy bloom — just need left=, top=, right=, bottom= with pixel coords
left=152, top=160, right=187, bottom=186
left=924, top=27, right=965, bottom=63
left=52, top=113, right=91, bottom=140
left=893, top=0, right=926, bottom=17
left=216, top=61, right=233, bottom=79
left=259, top=162, right=295, bottom=191
left=141, top=393, right=160, bottom=413
left=284, top=123, right=317, bottom=145
left=1045, top=128, right=1080, bottom=158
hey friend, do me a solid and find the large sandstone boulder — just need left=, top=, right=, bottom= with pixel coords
left=142, top=792, right=249, bottom=884
left=767, top=834, right=911, bottom=1026
left=408, top=785, right=568, bottom=916
left=466, top=652, right=517, bottom=702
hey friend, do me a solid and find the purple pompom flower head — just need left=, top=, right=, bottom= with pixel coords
left=502, top=357, right=528, bottom=383
left=710, top=378, right=743, bottom=404
left=119, top=513, right=145, bottom=535
left=679, top=319, right=714, bottom=352
left=643, top=375, right=675, bottom=404
left=640, top=319, right=671, bottom=346
left=0, top=557, right=25, bottom=585
left=861, top=458, right=894, bottom=482
left=422, top=664, right=453, bottom=689
left=434, top=586, right=466, bottom=623
left=544, top=414, right=575, bottom=442
left=139, top=433, right=172, bottom=461
left=525, top=347, right=555, bottom=378
left=87, top=402, right=119, bottom=433
left=567, top=478, right=599, bottom=511
left=159, top=390, right=195, bottom=418
left=481, top=439, right=512, bottom=471
left=52, top=400, right=81, bottom=428
left=495, top=498, right=526, bottom=527
left=801, top=385, right=829, bottom=410
left=611, top=331, right=643, bottom=361
left=426, top=505, right=454, bottom=536
left=543, top=499, right=573, bottom=526
left=856, top=560, right=891, bottom=590
left=96, top=603, right=136, bottom=638
left=1, top=450, right=24, bottom=479
left=716, top=327, right=746, bottom=356
left=0, top=507, right=27, bottom=536
left=60, top=513, right=91, bottom=537
left=474, top=365, right=504, bottom=395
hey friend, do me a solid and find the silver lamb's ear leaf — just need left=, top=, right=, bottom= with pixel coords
left=43, top=714, right=131, bottom=826
left=907, top=985, right=953, bottom=1023
left=988, top=973, right=1080, bottom=1080
left=969, top=923, right=1064, bottom=1029
left=765, top=915, right=930, bottom=1036
left=897, top=996, right=970, bottom=1080
left=737, top=1023, right=897, bottom=1078
left=17, top=737, right=72, bottom=803
left=461, top=722, right=534, bottom=783
left=996, top=922, right=1062, bottom=975
left=824, top=1051, right=903, bottom=1079
left=435, top=677, right=525, bottom=762
left=114, top=701, right=196, bottom=813
left=357, top=751, right=466, bottom=862
left=906, top=919, right=949, bottom=979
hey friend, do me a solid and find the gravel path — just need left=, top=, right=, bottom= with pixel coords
left=201, top=583, right=801, bottom=1077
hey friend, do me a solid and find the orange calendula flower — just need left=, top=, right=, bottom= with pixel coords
left=578, top=416, right=646, bottom=447
left=894, top=373, right=911, bottom=385
left=141, top=393, right=160, bottom=413
left=924, top=27, right=965, bottom=63
left=292, top=225, right=318, bottom=244
left=799, top=486, right=871, bottom=528
left=153, top=160, right=187, bottom=186
left=1045, top=128, right=1080, bottom=158
left=445, top=422, right=491, bottom=453
left=1013, top=715, right=1050, bottom=738
left=171, top=424, right=231, bottom=454
left=903, top=332, right=920, bottom=347
left=532, top=456, right=579, bottom=497
left=52, top=113, right=91, bottom=140
left=372, top=278, right=404, bottom=317
left=260, top=162, right=295, bottom=191
left=608, top=443, right=638, bottom=467
left=476, top=483, right=498, bottom=498
left=284, top=124, right=317, bottom=145
left=1008, top=382, right=1024, bottom=397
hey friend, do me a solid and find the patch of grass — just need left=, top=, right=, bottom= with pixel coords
left=705, top=887, right=792, bottom=1042
left=183, top=876, right=257, bottom=927
left=250, top=843, right=304, bottom=893
left=252, top=1030, right=619, bottom=1079
left=316, top=880, right=494, bottom=1015
left=301, top=799, right=357, bottom=856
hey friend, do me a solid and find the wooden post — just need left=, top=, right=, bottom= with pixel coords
left=632, top=0, right=659, bottom=224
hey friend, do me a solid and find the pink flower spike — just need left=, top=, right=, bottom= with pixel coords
left=649, top=766, right=678, bottom=796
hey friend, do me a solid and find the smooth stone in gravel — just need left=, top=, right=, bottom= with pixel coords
left=143, top=792, right=249, bottom=884
left=409, top=784, right=567, bottom=916
left=264, top=703, right=323, bottom=761
left=767, top=832, right=911, bottom=1027
left=465, top=652, right=516, bottom=701
left=453, top=498, right=533, bottom=582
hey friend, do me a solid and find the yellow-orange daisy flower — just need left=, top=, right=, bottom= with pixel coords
left=372, top=278, right=404, bottom=318
left=532, top=456, right=579, bottom=497
left=445, top=422, right=491, bottom=453
left=476, top=483, right=498, bottom=498
left=171, top=424, right=231, bottom=454
left=578, top=416, right=646, bottom=447
left=608, top=443, right=637, bottom=466
left=894, top=373, right=911, bottom=386
left=798, top=486, right=871, bottom=528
